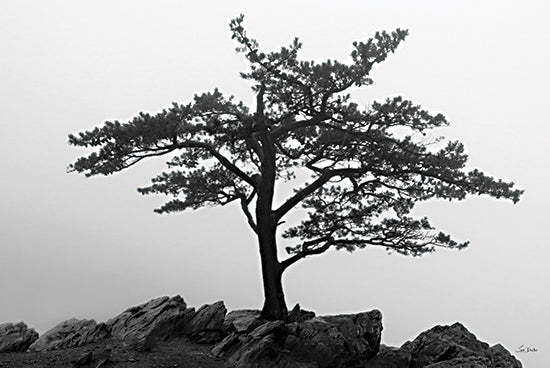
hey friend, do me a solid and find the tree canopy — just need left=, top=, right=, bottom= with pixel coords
left=69, top=15, right=523, bottom=320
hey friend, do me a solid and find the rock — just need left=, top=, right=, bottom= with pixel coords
left=94, top=350, right=111, bottom=368
left=186, top=300, right=227, bottom=332
left=213, top=320, right=292, bottom=368
left=364, top=344, right=412, bottom=368
left=321, top=309, right=382, bottom=362
left=424, top=356, right=492, bottom=368
left=73, top=351, right=93, bottom=366
left=231, top=334, right=281, bottom=368
left=185, top=300, right=227, bottom=343
left=28, top=319, right=107, bottom=351
left=400, top=322, right=522, bottom=368
left=286, top=304, right=315, bottom=323
left=0, top=322, right=39, bottom=353
left=488, top=343, right=523, bottom=368
left=400, top=322, right=489, bottom=367
left=213, top=310, right=381, bottom=368
left=222, top=310, right=262, bottom=334
left=71, top=349, right=112, bottom=367
left=250, top=320, right=285, bottom=338
left=213, top=312, right=523, bottom=368
left=286, top=317, right=347, bottom=367
left=211, top=333, right=244, bottom=358
left=106, top=295, right=190, bottom=350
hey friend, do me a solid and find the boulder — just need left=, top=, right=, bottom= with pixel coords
left=400, top=322, right=488, bottom=367
left=0, top=322, right=39, bottom=353
left=106, top=295, right=191, bottom=350
left=184, top=300, right=227, bottom=343
left=399, top=322, right=522, bottom=368
left=28, top=319, right=108, bottom=351
left=213, top=309, right=382, bottom=368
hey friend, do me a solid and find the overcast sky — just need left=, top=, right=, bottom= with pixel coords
left=1, top=1, right=548, bottom=366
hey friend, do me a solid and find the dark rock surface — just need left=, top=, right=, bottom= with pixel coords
left=286, top=317, right=347, bottom=367
left=488, top=343, right=524, bottom=368
left=322, top=309, right=382, bottom=362
left=213, top=308, right=383, bottom=368
left=106, top=295, right=191, bottom=350
left=184, top=300, right=227, bottom=343
left=28, top=319, right=108, bottom=352
left=0, top=322, right=38, bottom=353
left=286, top=304, right=316, bottom=323
left=399, top=322, right=522, bottom=368
left=363, top=344, right=412, bottom=368
left=222, top=310, right=262, bottom=334
left=423, top=356, right=492, bottom=368
left=400, top=322, right=490, bottom=367
left=365, top=322, right=522, bottom=368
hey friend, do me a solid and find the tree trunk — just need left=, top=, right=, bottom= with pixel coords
left=258, top=228, right=288, bottom=320
left=254, top=143, right=287, bottom=320
left=254, top=87, right=288, bottom=320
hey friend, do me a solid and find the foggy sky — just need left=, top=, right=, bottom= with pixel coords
left=1, top=1, right=548, bottom=366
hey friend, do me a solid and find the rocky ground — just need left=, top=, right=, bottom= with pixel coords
left=0, top=336, right=230, bottom=368
left=0, top=295, right=523, bottom=368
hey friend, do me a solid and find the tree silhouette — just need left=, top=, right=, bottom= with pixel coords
left=68, top=16, right=523, bottom=320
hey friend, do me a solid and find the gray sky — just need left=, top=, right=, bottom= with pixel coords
left=1, top=1, right=548, bottom=366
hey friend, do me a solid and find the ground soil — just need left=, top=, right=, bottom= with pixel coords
left=0, top=336, right=232, bottom=368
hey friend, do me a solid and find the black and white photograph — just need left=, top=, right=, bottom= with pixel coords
left=0, top=1, right=547, bottom=367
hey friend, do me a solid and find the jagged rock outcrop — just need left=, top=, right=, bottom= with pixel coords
left=364, top=322, right=522, bottom=368
left=400, top=322, right=522, bottom=368
left=6, top=296, right=228, bottom=353
left=105, top=296, right=229, bottom=347
left=0, top=322, right=38, bottom=353
left=184, top=300, right=227, bottom=343
left=400, top=322, right=491, bottom=367
left=28, top=319, right=108, bottom=352
left=106, top=295, right=192, bottom=350
left=212, top=308, right=383, bottom=368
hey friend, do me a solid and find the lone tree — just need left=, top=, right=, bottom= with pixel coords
left=69, top=16, right=522, bottom=320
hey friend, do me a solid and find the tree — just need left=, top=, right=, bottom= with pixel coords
left=68, top=16, right=523, bottom=321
